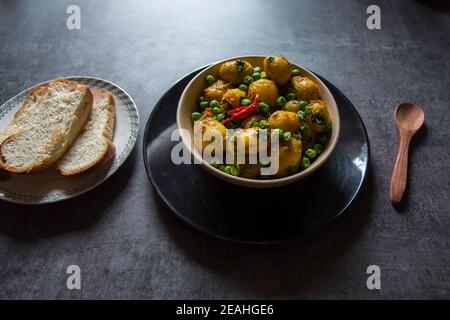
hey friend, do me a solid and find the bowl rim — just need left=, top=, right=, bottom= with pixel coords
left=176, top=55, right=341, bottom=187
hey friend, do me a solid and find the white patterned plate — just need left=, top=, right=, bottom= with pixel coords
left=0, top=77, right=139, bottom=204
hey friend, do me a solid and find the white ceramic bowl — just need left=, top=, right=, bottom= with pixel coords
left=177, top=56, right=340, bottom=188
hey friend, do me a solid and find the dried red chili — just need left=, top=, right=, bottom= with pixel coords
left=222, top=94, right=259, bottom=125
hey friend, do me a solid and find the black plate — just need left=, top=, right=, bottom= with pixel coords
left=143, top=67, right=370, bottom=244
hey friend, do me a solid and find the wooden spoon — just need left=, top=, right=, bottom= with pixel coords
left=389, top=103, right=425, bottom=205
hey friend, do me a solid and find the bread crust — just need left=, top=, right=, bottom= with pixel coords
left=0, top=79, right=93, bottom=174
left=57, top=91, right=116, bottom=176
left=93, top=90, right=115, bottom=141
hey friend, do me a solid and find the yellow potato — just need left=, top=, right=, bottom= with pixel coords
left=268, top=110, right=300, bottom=133
left=305, top=100, right=331, bottom=133
left=263, top=56, right=292, bottom=86
left=290, top=76, right=320, bottom=101
left=276, top=138, right=302, bottom=178
left=219, top=59, right=253, bottom=85
left=204, top=79, right=231, bottom=102
left=248, top=79, right=279, bottom=106
left=222, top=88, right=246, bottom=108
left=282, top=100, right=300, bottom=113
left=195, top=118, right=227, bottom=151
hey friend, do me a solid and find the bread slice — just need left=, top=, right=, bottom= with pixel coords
left=0, top=79, right=93, bottom=174
left=57, top=91, right=115, bottom=176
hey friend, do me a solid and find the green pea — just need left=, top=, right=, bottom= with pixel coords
left=314, top=143, right=323, bottom=155
left=297, top=110, right=305, bottom=120
left=283, top=131, right=292, bottom=141
left=241, top=98, right=252, bottom=106
left=191, top=112, right=202, bottom=121
left=199, top=101, right=209, bottom=109
left=205, top=75, right=215, bottom=85
left=223, top=165, right=232, bottom=174
left=252, top=72, right=261, bottom=81
left=292, top=69, right=301, bottom=76
left=259, top=119, right=269, bottom=128
left=305, top=148, right=317, bottom=160
left=216, top=113, right=225, bottom=121
left=210, top=100, right=220, bottom=108
left=318, top=135, right=328, bottom=144
left=298, top=100, right=308, bottom=111
left=276, top=96, right=287, bottom=107
left=286, top=93, right=296, bottom=101
left=243, top=75, right=254, bottom=86
left=250, top=120, right=260, bottom=128
left=198, top=96, right=206, bottom=102
left=230, top=165, right=240, bottom=176
left=301, top=157, right=310, bottom=169
left=253, top=66, right=261, bottom=73
left=238, top=84, right=248, bottom=91
left=258, top=102, right=269, bottom=113
left=212, top=106, right=222, bottom=114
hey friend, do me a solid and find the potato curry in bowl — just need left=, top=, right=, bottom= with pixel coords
left=177, top=55, right=340, bottom=188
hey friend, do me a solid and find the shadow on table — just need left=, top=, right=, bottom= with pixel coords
left=154, top=164, right=375, bottom=297
left=0, top=150, right=136, bottom=242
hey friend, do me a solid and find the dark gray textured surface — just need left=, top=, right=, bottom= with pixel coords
left=0, top=0, right=449, bottom=299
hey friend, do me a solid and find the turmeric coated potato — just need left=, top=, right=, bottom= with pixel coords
left=276, top=138, right=302, bottom=178
left=263, top=56, right=292, bottom=86
left=268, top=110, right=300, bottom=133
left=219, top=59, right=253, bottom=85
left=290, top=76, right=320, bottom=101
left=195, top=118, right=227, bottom=152
left=282, top=100, right=300, bottom=113
left=204, top=80, right=231, bottom=102
left=305, top=100, right=331, bottom=133
left=222, top=88, right=246, bottom=108
left=248, top=79, right=279, bottom=106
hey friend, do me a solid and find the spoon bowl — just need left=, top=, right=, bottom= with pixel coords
left=395, top=103, right=425, bottom=131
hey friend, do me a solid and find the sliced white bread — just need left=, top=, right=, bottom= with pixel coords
left=57, top=91, right=115, bottom=176
left=0, top=79, right=93, bottom=174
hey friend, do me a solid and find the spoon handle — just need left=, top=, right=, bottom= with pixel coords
left=389, top=132, right=412, bottom=205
